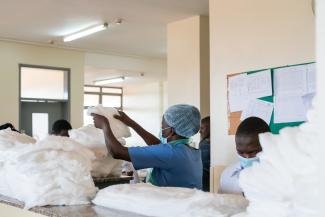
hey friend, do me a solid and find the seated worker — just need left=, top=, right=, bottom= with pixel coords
left=92, top=104, right=203, bottom=189
left=0, top=123, right=19, bottom=132
left=51, top=119, right=72, bottom=137
left=219, top=117, right=270, bottom=194
left=199, top=116, right=210, bottom=192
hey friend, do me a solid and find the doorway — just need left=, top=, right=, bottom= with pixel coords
left=19, top=64, right=70, bottom=139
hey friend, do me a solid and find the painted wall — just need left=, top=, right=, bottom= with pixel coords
left=209, top=0, right=316, bottom=165
left=85, top=53, right=166, bottom=82
left=123, top=82, right=165, bottom=147
left=167, top=15, right=210, bottom=117
left=0, top=40, right=84, bottom=128
left=84, top=52, right=167, bottom=147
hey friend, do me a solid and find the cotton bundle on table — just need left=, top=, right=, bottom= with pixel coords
left=69, top=125, right=125, bottom=177
left=0, top=128, right=36, bottom=150
left=233, top=110, right=318, bottom=217
left=0, top=135, right=97, bottom=209
left=0, top=129, right=36, bottom=197
left=70, top=105, right=132, bottom=178
left=93, top=183, right=248, bottom=217
left=87, top=105, right=131, bottom=139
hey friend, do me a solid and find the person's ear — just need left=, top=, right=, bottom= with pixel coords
left=170, top=128, right=176, bottom=136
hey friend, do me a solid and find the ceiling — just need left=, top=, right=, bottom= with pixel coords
left=0, top=0, right=208, bottom=58
left=84, top=66, right=164, bottom=87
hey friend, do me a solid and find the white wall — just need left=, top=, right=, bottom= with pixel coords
left=84, top=52, right=167, bottom=147
left=167, top=16, right=210, bottom=117
left=209, top=0, right=315, bottom=165
left=123, top=82, right=165, bottom=147
left=317, top=1, right=325, bottom=215
left=85, top=53, right=166, bottom=82
left=0, top=40, right=85, bottom=128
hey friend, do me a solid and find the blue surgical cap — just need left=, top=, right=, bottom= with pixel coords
left=163, top=104, right=201, bottom=138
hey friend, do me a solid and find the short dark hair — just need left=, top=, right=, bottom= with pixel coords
left=51, top=120, right=72, bottom=135
left=201, top=116, right=210, bottom=126
left=236, top=117, right=270, bottom=137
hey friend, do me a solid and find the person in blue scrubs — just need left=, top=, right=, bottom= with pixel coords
left=199, top=116, right=210, bottom=192
left=92, top=104, right=203, bottom=189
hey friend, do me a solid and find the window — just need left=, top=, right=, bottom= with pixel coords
left=83, top=85, right=123, bottom=125
left=20, top=66, right=68, bottom=100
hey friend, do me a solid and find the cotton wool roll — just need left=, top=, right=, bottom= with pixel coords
left=0, top=129, right=36, bottom=197
left=87, top=105, right=131, bottom=138
left=93, top=183, right=248, bottom=217
left=0, top=128, right=36, bottom=150
left=0, top=135, right=98, bottom=209
left=234, top=109, right=319, bottom=217
left=69, top=125, right=126, bottom=177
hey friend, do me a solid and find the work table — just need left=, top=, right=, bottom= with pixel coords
left=0, top=194, right=148, bottom=217
left=0, top=176, right=147, bottom=217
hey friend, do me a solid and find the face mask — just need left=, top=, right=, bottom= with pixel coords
left=238, top=154, right=260, bottom=168
left=159, top=127, right=171, bottom=144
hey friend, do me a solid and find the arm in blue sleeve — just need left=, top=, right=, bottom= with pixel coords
left=128, top=144, right=173, bottom=170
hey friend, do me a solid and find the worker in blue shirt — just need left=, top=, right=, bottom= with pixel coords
left=92, top=104, right=203, bottom=189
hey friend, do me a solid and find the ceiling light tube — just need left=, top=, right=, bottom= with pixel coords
left=94, top=76, right=125, bottom=85
left=64, top=23, right=108, bottom=42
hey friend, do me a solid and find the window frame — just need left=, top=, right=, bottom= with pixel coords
left=84, top=85, right=123, bottom=110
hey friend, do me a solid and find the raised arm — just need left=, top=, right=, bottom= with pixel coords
left=114, top=111, right=160, bottom=146
left=92, top=114, right=131, bottom=161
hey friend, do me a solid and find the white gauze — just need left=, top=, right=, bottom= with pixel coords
left=93, top=183, right=248, bottom=217
left=69, top=125, right=125, bottom=177
left=87, top=105, right=131, bottom=139
left=0, top=128, right=36, bottom=151
left=0, top=135, right=98, bottom=209
left=0, top=129, right=36, bottom=197
left=232, top=109, right=319, bottom=217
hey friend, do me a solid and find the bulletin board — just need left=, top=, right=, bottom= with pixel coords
left=227, top=62, right=315, bottom=135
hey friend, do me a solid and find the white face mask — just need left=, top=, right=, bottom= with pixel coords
left=238, top=154, right=260, bottom=168
left=159, top=127, right=172, bottom=144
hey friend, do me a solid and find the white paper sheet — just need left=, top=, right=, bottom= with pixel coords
left=228, top=74, right=249, bottom=112
left=274, top=65, right=308, bottom=97
left=302, top=93, right=315, bottom=113
left=241, top=99, right=273, bottom=124
left=274, top=96, right=307, bottom=123
left=306, top=63, right=316, bottom=94
left=246, top=70, right=272, bottom=99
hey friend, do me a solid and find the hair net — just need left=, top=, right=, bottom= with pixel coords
left=164, top=104, right=201, bottom=138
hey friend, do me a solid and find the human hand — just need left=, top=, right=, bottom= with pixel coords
left=114, top=111, right=134, bottom=127
left=92, top=113, right=109, bottom=129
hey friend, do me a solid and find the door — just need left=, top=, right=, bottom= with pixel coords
left=19, top=64, right=70, bottom=139
left=20, top=101, right=69, bottom=139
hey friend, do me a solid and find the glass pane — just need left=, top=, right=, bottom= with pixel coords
left=21, top=67, right=67, bottom=100
left=102, top=88, right=122, bottom=94
left=83, top=109, right=93, bottom=126
left=32, top=113, right=48, bottom=140
left=84, top=94, right=99, bottom=106
left=84, top=86, right=100, bottom=92
left=102, top=95, right=121, bottom=108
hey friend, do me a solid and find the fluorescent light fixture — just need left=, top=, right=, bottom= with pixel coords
left=94, top=76, right=125, bottom=85
left=64, top=23, right=108, bottom=42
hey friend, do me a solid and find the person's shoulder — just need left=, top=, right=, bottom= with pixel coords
left=222, top=162, right=241, bottom=176
left=199, top=139, right=210, bottom=148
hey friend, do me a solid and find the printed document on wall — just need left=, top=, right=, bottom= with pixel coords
left=274, top=65, right=308, bottom=97
left=246, top=70, right=272, bottom=99
left=274, top=96, right=307, bottom=123
left=306, top=63, right=316, bottom=94
left=241, top=99, right=273, bottom=125
left=302, top=93, right=315, bottom=113
left=228, top=74, right=249, bottom=112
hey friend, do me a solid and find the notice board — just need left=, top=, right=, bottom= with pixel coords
left=227, top=62, right=315, bottom=135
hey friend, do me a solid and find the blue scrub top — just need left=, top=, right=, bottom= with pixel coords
left=128, top=143, right=203, bottom=189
